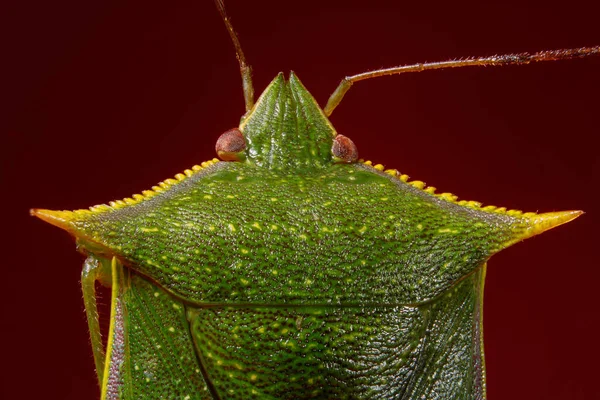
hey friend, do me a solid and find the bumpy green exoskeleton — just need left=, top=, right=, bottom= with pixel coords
left=33, top=73, right=580, bottom=399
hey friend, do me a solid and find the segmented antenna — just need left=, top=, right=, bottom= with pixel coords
left=324, top=46, right=600, bottom=116
left=214, top=0, right=255, bottom=113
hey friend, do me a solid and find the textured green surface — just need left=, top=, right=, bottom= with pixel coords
left=189, top=267, right=485, bottom=399
left=103, top=258, right=211, bottom=399
left=239, top=73, right=337, bottom=170
left=35, top=74, right=576, bottom=399
left=69, top=160, right=531, bottom=306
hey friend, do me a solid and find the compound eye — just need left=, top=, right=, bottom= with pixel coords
left=331, top=134, right=358, bottom=163
left=215, top=128, right=246, bottom=161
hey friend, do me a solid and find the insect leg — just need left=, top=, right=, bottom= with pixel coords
left=324, top=46, right=599, bottom=116
left=81, top=255, right=113, bottom=386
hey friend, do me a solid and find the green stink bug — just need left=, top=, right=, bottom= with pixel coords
left=16, top=0, right=596, bottom=398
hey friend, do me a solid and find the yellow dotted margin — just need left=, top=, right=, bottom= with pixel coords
left=58, top=157, right=531, bottom=218
left=361, top=159, right=535, bottom=218
left=75, top=158, right=221, bottom=216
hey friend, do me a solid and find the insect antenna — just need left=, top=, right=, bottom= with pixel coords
left=213, top=0, right=255, bottom=113
left=324, top=46, right=600, bottom=116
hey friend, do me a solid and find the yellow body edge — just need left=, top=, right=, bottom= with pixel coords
left=100, top=257, right=125, bottom=400
left=30, top=157, right=582, bottom=244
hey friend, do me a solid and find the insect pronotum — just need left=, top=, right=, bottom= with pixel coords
left=29, top=0, right=597, bottom=397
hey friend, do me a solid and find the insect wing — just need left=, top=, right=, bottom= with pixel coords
left=101, top=257, right=211, bottom=399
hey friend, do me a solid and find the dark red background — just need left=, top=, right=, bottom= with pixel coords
left=4, top=0, right=599, bottom=398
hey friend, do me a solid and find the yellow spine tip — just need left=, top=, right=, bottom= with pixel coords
left=526, top=210, right=583, bottom=236
left=501, top=210, right=584, bottom=250
left=30, top=208, right=77, bottom=231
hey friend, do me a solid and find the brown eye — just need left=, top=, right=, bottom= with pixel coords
left=215, top=128, right=246, bottom=161
left=331, top=134, right=358, bottom=163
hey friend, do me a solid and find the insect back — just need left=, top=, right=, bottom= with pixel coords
left=31, top=68, right=580, bottom=398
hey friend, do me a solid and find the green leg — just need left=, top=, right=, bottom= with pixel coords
left=81, top=255, right=113, bottom=386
